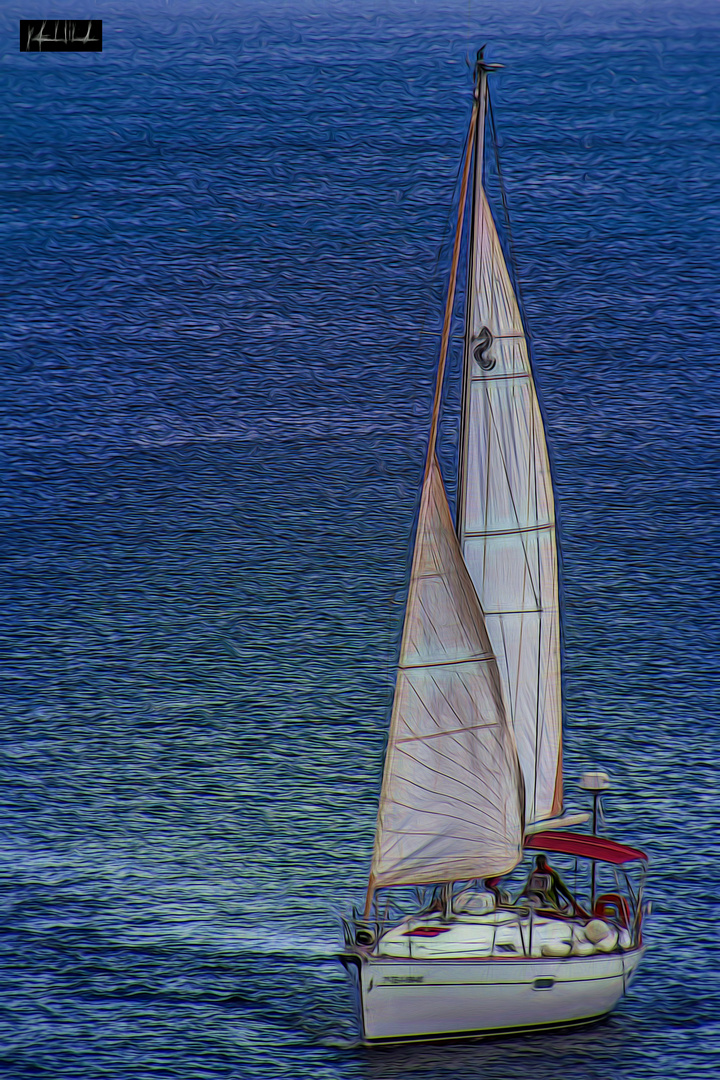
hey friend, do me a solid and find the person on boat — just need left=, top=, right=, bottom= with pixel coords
left=521, top=855, right=582, bottom=914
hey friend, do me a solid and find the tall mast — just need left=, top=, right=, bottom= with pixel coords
left=423, top=100, right=479, bottom=479
left=456, top=51, right=499, bottom=539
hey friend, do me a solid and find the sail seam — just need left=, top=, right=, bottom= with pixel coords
left=470, top=371, right=530, bottom=382
left=483, top=607, right=550, bottom=616
left=464, top=523, right=554, bottom=537
left=401, top=654, right=495, bottom=670
left=396, top=722, right=499, bottom=743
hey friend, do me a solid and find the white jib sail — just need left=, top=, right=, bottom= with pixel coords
left=369, top=454, right=524, bottom=891
left=457, top=187, right=563, bottom=825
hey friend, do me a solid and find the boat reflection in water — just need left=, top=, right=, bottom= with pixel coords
left=340, top=52, right=649, bottom=1044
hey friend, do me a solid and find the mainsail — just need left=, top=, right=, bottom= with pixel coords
left=367, top=101, right=524, bottom=902
left=457, top=108, right=563, bottom=824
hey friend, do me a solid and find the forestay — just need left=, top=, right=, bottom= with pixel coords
left=369, top=454, right=524, bottom=892
left=457, top=184, right=563, bottom=825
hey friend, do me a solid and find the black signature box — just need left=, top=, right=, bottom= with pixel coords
left=20, top=20, right=102, bottom=52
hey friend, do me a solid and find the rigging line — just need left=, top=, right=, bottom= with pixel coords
left=414, top=105, right=477, bottom=371
left=487, top=87, right=529, bottom=331
left=425, top=101, right=478, bottom=478
left=368, top=101, right=483, bottom=919
left=456, top=70, right=483, bottom=541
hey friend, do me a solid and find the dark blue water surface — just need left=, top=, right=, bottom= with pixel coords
left=2, top=0, right=719, bottom=1076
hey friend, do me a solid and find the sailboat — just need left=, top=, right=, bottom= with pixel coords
left=340, top=52, right=649, bottom=1043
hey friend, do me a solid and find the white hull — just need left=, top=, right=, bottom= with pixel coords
left=345, top=948, right=644, bottom=1042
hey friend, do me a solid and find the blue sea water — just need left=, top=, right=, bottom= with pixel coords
left=1, top=0, right=719, bottom=1075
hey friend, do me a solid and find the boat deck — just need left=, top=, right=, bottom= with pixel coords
left=375, top=908, right=631, bottom=960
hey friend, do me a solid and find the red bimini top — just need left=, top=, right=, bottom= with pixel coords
left=524, top=831, right=648, bottom=865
